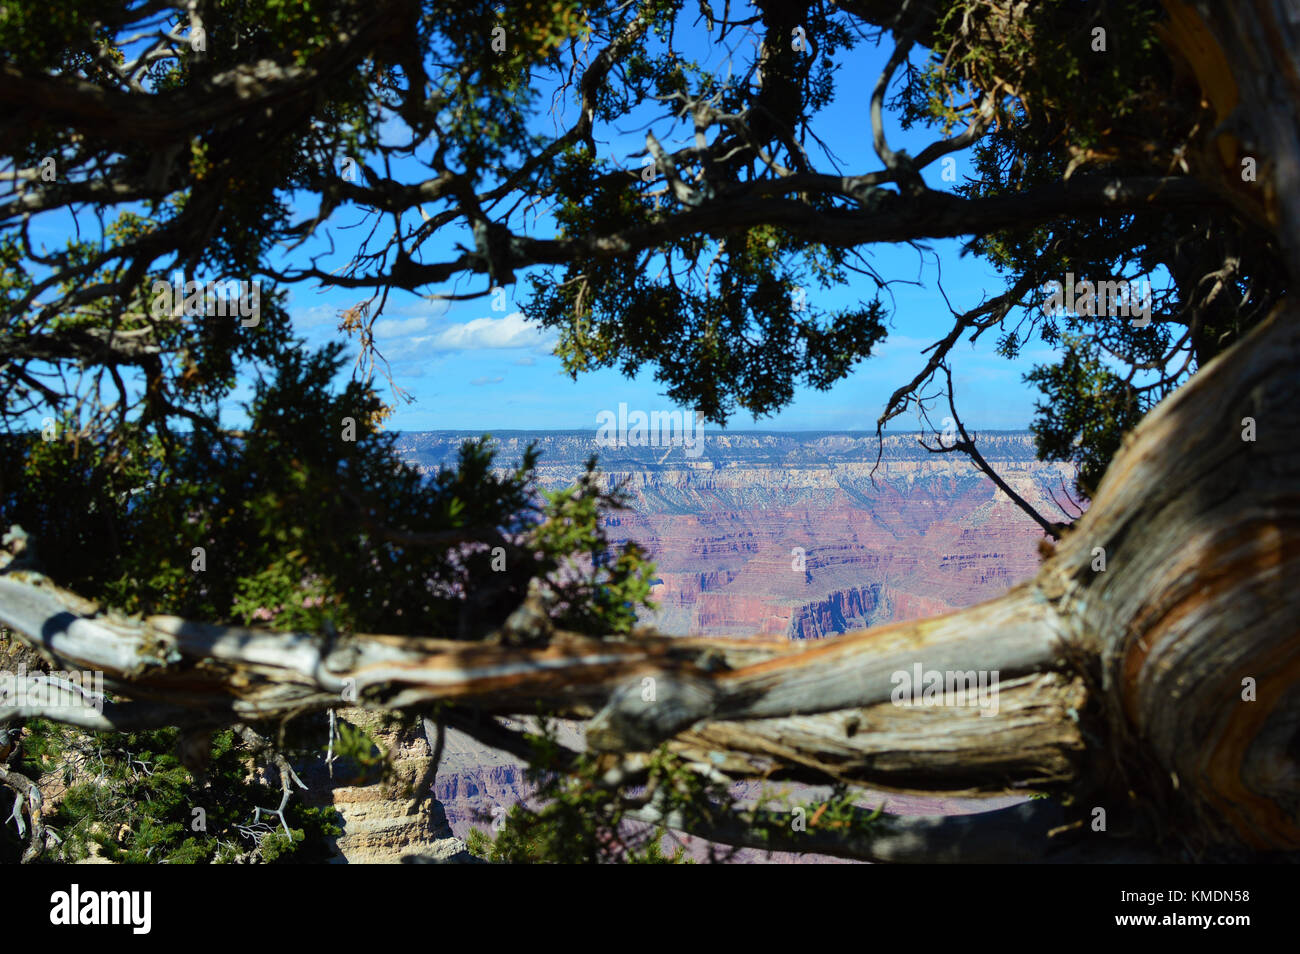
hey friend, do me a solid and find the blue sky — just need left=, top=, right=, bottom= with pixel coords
left=26, top=9, right=1058, bottom=436
left=258, top=11, right=1059, bottom=435
left=281, top=263, right=1053, bottom=432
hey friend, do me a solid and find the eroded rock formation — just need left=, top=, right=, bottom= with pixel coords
left=300, top=709, right=473, bottom=864
left=399, top=431, right=1072, bottom=859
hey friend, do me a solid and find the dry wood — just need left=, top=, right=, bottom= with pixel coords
left=2, top=0, right=1298, bottom=861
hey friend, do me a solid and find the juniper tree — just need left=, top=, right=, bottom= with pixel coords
left=1, top=0, right=1297, bottom=862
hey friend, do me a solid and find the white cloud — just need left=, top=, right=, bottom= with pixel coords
left=470, top=376, right=505, bottom=386
left=290, top=303, right=341, bottom=330
left=417, top=312, right=553, bottom=352
left=373, top=315, right=429, bottom=337
left=291, top=297, right=448, bottom=335
left=514, top=355, right=537, bottom=366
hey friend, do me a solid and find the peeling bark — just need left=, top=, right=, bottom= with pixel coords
left=673, top=673, right=1089, bottom=795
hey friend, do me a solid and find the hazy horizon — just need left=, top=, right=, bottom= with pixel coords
left=393, top=426, right=1036, bottom=434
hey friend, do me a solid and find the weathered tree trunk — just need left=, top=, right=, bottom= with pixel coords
left=2, top=0, right=1298, bottom=861
left=583, top=295, right=1300, bottom=857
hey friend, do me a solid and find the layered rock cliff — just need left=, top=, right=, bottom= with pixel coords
left=395, top=431, right=1077, bottom=861
left=400, top=430, right=1076, bottom=641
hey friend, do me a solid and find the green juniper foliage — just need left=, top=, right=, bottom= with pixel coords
left=465, top=716, right=890, bottom=863
left=895, top=0, right=1285, bottom=495
left=0, top=0, right=1281, bottom=862
left=1, top=715, right=344, bottom=864
left=464, top=721, right=698, bottom=864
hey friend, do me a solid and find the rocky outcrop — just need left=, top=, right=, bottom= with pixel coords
left=300, top=709, right=474, bottom=864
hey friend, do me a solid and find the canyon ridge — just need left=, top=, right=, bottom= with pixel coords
left=393, top=430, right=1077, bottom=860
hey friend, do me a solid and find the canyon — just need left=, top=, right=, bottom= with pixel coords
left=394, top=430, right=1078, bottom=860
